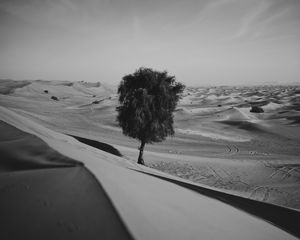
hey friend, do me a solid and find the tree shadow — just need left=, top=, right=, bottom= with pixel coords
left=70, top=135, right=122, bottom=157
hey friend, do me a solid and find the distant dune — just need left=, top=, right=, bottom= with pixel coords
left=0, top=79, right=31, bottom=94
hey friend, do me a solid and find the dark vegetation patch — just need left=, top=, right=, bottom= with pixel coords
left=70, top=135, right=122, bottom=157
left=250, top=106, right=264, bottom=113
left=92, top=99, right=104, bottom=104
left=51, top=96, right=59, bottom=101
left=44, top=90, right=48, bottom=93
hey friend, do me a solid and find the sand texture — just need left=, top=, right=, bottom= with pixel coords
left=0, top=79, right=299, bottom=239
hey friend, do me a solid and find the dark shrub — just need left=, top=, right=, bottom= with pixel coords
left=51, top=96, right=59, bottom=101
left=116, top=67, right=185, bottom=165
left=250, top=106, right=264, bottom=113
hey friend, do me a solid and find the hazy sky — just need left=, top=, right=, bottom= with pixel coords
left=0, top=0, right=299, bottom=86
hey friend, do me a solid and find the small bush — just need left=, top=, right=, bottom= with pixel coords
left=250, top=106, right=264, bottom=113
left=51, top=96, right=59, bottom=101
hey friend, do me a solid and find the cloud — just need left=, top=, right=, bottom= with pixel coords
left=0, top=0, right=299, bottom=85
left=230, top=0, right=300, bottom=42
left=230, top=1, right=271, bottom=40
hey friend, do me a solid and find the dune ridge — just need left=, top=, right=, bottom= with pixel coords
left=0, top=106, right=299, bottom=240
left=0, top=81, right=299, bottom=211
left=0, top=80, right=299, bottom=239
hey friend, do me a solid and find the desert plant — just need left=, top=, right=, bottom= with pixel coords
left=116, top=67, right=185, bottom=165
left=51, top=96, right=59, bottom=101
left=250, top=106, right=264, bottom=113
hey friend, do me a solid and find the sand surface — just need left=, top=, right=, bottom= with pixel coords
left=0, top=79, right=299, bottom=239
left=0, top=121, right=133, bottom=240
left=1, top=80, right=298, bottom=209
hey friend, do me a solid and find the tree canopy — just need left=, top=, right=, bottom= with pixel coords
left=116, top=67, right=185, bottom=164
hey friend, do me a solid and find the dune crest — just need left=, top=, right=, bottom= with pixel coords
left=0, top=106, right=299, bottom=240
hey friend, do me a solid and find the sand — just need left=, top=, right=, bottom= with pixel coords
left=0, top=121, right=133, bottom=240
left=0, top=79, right=299, bottom=239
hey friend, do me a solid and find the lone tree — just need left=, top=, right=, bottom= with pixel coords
left=116, top=67, right=185, bottom=165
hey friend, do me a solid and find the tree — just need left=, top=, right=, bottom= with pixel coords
left=116, top=67, right=185, bottom=165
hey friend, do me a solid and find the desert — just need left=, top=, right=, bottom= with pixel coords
left=1, top=0, right=300, bottom=239
left=0, top=79, right=299, bottom=239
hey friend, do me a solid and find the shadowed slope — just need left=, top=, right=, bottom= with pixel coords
left=0, top=121, right=134, bottom=240
left=220, top=120, right=267, bottom=132
left=0, top=167, right=134, bottom=240
left=0, top=80, right=31, bottom=94
left=0, top=121, right=81, bottom=172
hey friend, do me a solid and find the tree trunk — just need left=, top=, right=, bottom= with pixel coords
left=137, top=141, right=145, bottom=165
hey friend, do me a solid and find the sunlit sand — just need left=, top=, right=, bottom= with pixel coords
left=0, top=80, right=299, bottom=239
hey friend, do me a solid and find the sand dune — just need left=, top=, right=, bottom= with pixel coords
left=0, top=107, right=299, bottom=240
left=217, top=107, right=257, bottom=121
left=0, top=79, right=31, bottom=94
left=0, top=80, right=299, bottom=239
left=0, top=81, right=299, bottom=209
left=0, top=121, right=133, bottom=240
left=0, top=121, right=80, bottom=172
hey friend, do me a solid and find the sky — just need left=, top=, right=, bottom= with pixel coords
left=0, top=0, right=299, bottom=86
